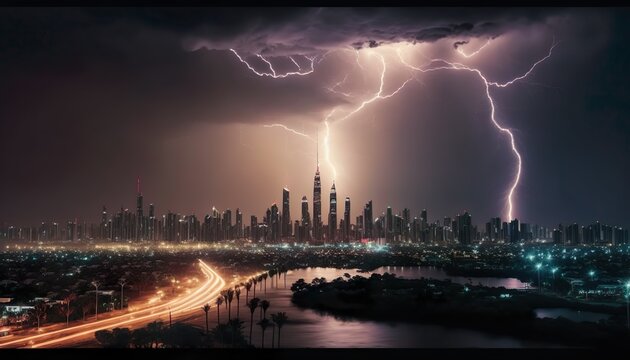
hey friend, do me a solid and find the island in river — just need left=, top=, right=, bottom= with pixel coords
left=290, top=272, right=629, bottom=348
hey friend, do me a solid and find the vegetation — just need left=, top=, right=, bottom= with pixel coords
left=291, top=273, right=630, bottom=348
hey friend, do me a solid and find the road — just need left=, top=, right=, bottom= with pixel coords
left=0, top=259, right=225, bottom=348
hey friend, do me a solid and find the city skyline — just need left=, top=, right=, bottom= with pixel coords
left=2, top=164, right=627, bottom=246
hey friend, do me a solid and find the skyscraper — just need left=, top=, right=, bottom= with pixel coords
left=457, top=211, right=472, bottom=244
left=270, top=203, right=280, bottom=242
left=328, top=182, right=337, bottom=242
left=282, top=188, right=291, bottom=238
left=386, top=206, right=393, bottom=241
left=236, top=208, right=243, bottom=239
left=363, top=201, right=373, bottom=239
left=313, top=166, right=322, bottom=241
left=509, top=218, right=520, bottom=243
left=301, top=196, right=310, bottom=240
left=343, top=197, right=351, bottom=242
left=136, top=177, right=144, bottom=240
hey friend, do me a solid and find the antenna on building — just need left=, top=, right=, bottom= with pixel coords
left=137, top=176, right=141, bottom=194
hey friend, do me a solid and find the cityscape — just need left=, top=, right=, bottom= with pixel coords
left=1, top=6, right=629, bottom=352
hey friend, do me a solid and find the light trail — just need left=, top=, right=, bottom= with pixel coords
left=263, top=124, right=315, bottom=141
left=230, top=49, right=315, bottom=78
left=0, top=260, right=225, bottom=348
left=456, top=38, right=492, bottom=58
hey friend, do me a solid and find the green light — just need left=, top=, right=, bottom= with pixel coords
left=536, top=263, right=542, bottom=270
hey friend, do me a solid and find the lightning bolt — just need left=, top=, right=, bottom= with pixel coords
left=232, top=38, right=555, bottom=222
left=263, top=124, right=315, bottom=142
left=323, top=109, right=338, bottom=180
left=230, top=49, right=315, bottom=78
left=456, top=38, right=492, bottom=58
left=325, top=74, right=353, bottom=97
left=333, top=52, right=415, bottom=123
left=397, top=39, right=556, bottom=220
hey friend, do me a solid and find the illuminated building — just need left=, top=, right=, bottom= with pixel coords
left=328, top=182, right=337, bottom=242
left=282, top=188, right=291, bottom=238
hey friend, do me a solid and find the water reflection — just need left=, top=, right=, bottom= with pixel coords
left=233, top=267, right=556, bottom=348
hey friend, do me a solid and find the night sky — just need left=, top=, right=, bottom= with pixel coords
left=1, top=7, right=628, bottom=228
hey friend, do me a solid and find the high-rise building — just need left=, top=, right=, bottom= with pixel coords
left=136, top=177, right=144, bottom=240
left=301, top=196, right=311, bottom=241
left=328, top=182, right=337, bottom=242
left=236, top=208, right=243, bottom=239
left=457, top=212, right=472, bottom=244
left=509, top=218, right=520, bottom=243
left=250, top=215, right=258, bottom=241
left=270, top=203, right=280, bottom=242
left=282, top=188, right=291, bottom=238
left=363, top=201, right=373, bottom=239
left=343, top=197, right=351, bottom=242
left=148, top=204, right=155, bottom=241
left=313, top=166, right=322, bottom=241
left=386, top=206, right=393, bottom=241
left=402, top=208, right=410, bottom=241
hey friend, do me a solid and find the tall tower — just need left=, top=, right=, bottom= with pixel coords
left=343, top=197, right=351, bottom=242
left=313, top=135, right=322, bottom=241
left=328, top=182, right=337, bottom=242
left=301, top=196, right=310, bottom=240
left=363, top=201, right=373, bottom=239
left=136, top=177, right=144, bottom=241
left=282, top=188, right=291, bottom=239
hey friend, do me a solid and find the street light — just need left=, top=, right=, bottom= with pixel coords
left=589, top=271, right=595, bottom=281
left=551, top=268, right=558, bottom=292
left=536, top=263, right=542, bottom=293
left=91, top=280, right=100, bottom=321
left=625, top=282, right=630, bottom=330
left=119, top=278, right=127, bottom=311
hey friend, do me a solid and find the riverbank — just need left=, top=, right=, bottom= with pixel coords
left=291, top=273, right=629, bottom=348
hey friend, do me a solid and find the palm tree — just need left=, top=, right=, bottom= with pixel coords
left=226, top=288, right=234, bottom=320
left=221, top=290, right=228, bottom=313
left=202, top=304, right=211, bottom=334
left=258, top=275, right=263, bottom=291
left=270, top=322, right=275, bottom=348
left=244, top=282, right=252, bottom=303
left=262, top=273, right=268, bottom=294
left=252, top=278, right=257, bottom=297
left=269, top=269, right=276, bottom=288
left=215, top=296, right=223, bottom=324
left=259, top=299, right=270, bottom=320
left=271, top=312, right=288, bottom=348
left=61, top=293, right=76, bottom=327
left=246, top=297, right=260, bottom=345
left=257, top=318, right=270, bottom=348
left=235, top=286, right=241, bottom=319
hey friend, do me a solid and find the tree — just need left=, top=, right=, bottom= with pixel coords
left=235, top=286, right=241, bottom=319
left=146, top=320, right=165, bottom=348
left=262, top=273, right=268, bottom=294
left=259, top=299, right=270, bottom=320
left=252, top=278, right=257, bottom=297
left=30, top=300, right=48, bottom=330
left=246, top=297, right=260, bottom=345
left=245, top=282, right=252, bottom=303
left=257, top=318, right=270, bottom=348
left=271, top=312, right=288, bottom=348
left=60, top=293, right=76, bottom=327
left=95, top=327, right=131, bottom=348
left=226, top=288, right=235, bottom=320
left=131, top=328, right=153, bottom=348
left=202, top=303, right=211, bottom=334
left=162, top=323, right=204, bottom=348
left=215, top=296, right=223, bottom=324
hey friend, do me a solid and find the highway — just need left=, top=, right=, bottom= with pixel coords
left=0, top=259, right=225, bottom=348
